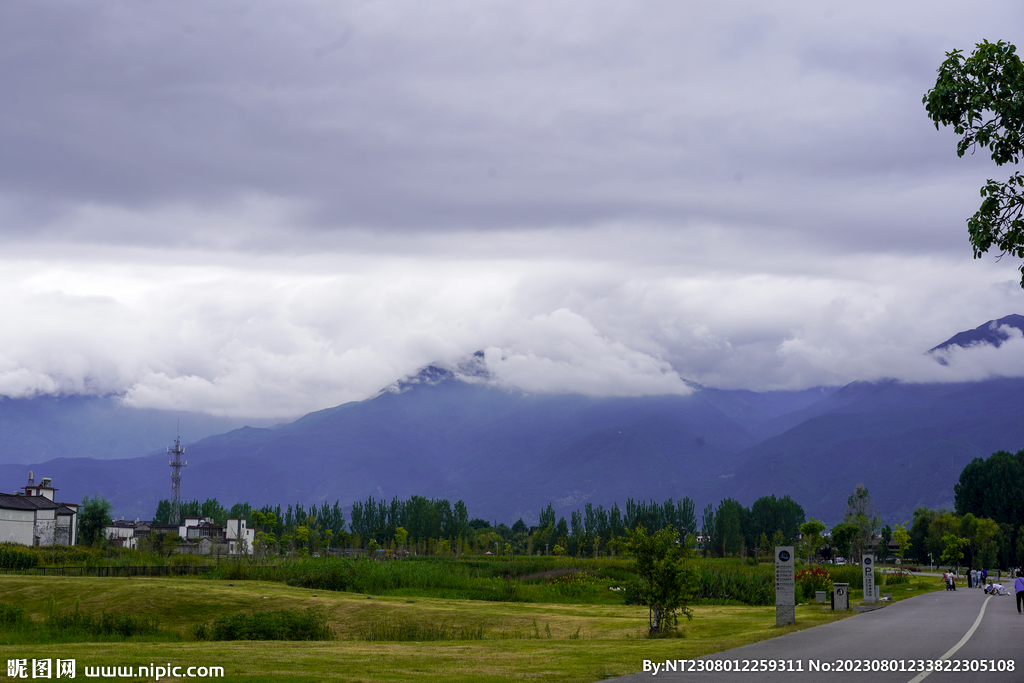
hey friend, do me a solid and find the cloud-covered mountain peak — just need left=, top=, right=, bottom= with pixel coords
left=382, top=351, right=491, bottom=394
left=928, top=314, right=1024, bottom=365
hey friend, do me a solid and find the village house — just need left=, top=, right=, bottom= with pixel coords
left=106, top=515, right=254, bottom=555
left=0, top=472, right=79, bottom=546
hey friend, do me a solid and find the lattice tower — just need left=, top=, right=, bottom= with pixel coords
left=168, top=435, right=187, bottom=526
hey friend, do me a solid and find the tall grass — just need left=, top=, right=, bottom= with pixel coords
left=692, top=565, right=774, bottom=606
left=47, top=610, right=160, bottom=638
left=207, top=557, right=532, bottom=601
left=0, top=544, right=40, bottom=569
left=0, top=602, right=162, bottom=645
left=0, top=543, right=215, bottom=569
left=206, top=555, right=805, bottom=606
left=354, top=616, right=570, bottom=642
left=356, top=617, right=486, bottom=642
left=827, top=565, right=880, bottom=589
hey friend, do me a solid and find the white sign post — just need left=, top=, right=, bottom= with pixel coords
left=863, top=554, right=875, bottom=604
left=775, top=546, right=795, bottom=626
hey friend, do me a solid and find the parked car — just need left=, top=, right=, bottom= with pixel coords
left=835, top=558, right=847, bottom=565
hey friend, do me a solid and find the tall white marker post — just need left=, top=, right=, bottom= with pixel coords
left=862, top=555, right=875, bottom=604
left=775, top=546, right=795, bottom=626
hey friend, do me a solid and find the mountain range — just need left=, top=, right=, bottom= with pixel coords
left=4, top=315, right=1024, bottom=527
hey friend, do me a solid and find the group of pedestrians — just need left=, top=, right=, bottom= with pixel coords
left=943, top=567, right=998, bottom=591
left=942, top=566, right=1024, bottom=613
left=967, top=567, right=989, bottom=589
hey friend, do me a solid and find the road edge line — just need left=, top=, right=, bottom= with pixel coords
left=905, top=595, right=992, bottom=683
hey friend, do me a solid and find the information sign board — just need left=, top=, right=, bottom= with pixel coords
left=863, top=554, right=875, bottom=604
left=775, top=546, right=795, bottom=626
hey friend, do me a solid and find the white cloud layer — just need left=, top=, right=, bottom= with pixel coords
left=1, top=1, right=1024, bottom=417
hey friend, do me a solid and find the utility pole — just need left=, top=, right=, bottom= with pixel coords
left=168, top=430, right=187, bottom=526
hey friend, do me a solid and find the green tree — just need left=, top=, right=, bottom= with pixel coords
left=142, top=530, right=180, bottom=557
left=955, top=450, right=1024, bottom=527
left=893, top=522, right=912, bottom=562
left=924, top=41, right=1024, bottom=285
left=714, top=499, right=744, bottom=557
left=830, top=522, right=859, bottom=561
left=879, top=524, right=893, bottom=554
left=799, top=518, right=827, bottom=563
left=928, top=512, right=962, bottom=562
left=757, top=532, right=770, bottom=563
left=153, top=499, right=171, bottom=525
left=910, top=507, right=936, bottom=564
left=968, top=516, right=1002, bottom=569
left=844, top=485, right=880, bottom=562
left=78, top=495, right=113, bottom=547
left=941, top=534, right=969, bottom=570
left=746, top=495, right=805, bottom=548
left=626, top=526, right=697, bottom=635
left=700, top=503, right=716, bottom=557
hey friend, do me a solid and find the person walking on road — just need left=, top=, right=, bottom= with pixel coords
left=1015, top=571, right=1024, bottom=613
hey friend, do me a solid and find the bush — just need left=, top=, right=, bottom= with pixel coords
left=197, top=609, right=332, bottom=641
left=885, top=570, right=912, bottom=585
left=547, top=571, right=597, bottom=598
left=796, top=567, right=832, bottom=596
left=0, top=603, right=28, bottom=628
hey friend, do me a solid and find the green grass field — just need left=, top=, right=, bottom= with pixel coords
left=0, top=569, right=942, bottom=682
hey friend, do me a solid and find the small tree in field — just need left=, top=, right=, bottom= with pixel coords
left=626, top=525, right=697, bottom=636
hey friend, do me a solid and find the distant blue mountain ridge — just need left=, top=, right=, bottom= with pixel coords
left=3, top=318, right=1024, bottom=526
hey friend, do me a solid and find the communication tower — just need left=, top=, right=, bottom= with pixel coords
left=168, top=432, right=187, bottom=525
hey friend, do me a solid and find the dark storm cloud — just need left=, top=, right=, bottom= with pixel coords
left=1, top=0, right=1013, bottom=247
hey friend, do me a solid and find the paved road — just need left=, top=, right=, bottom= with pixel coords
left=610, top=587, right=1022, bottom=682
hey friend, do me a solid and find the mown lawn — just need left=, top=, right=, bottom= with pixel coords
left=0, top=573, right=942, bottom=682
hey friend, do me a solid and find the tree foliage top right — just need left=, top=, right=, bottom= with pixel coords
left=925, top=40, right=1024, bottom=285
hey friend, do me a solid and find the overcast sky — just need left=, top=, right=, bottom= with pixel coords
left=2, top=1, right=1024, bottom=418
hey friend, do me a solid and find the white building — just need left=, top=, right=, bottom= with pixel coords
left=106, top=515, right=254, bottom=555
left=0, top=473, right=79, bottom=546
left=224, top=517, right=254, bottom=555
left=105, top=518, right=150, bottom=549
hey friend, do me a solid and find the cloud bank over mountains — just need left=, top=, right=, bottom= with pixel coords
left=2, top=1, right=1024, bottom=417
